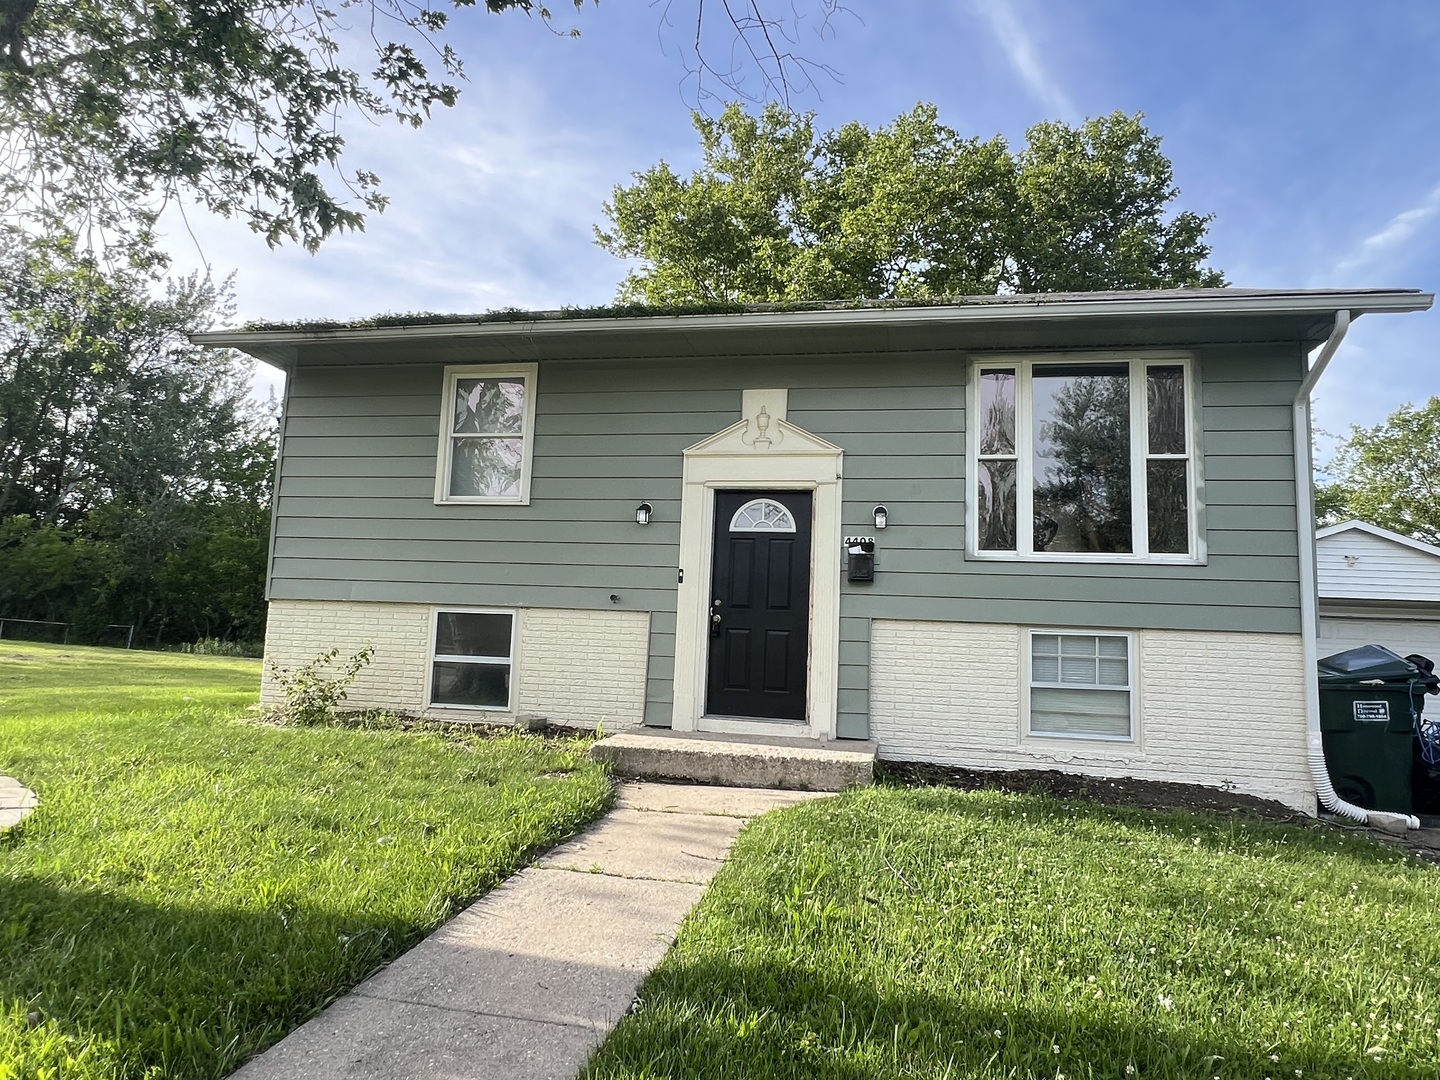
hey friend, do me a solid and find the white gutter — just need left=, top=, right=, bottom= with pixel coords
left=1294, top=310, right=1420, bottom=830
left=191, top=289, right=1434, bottom=351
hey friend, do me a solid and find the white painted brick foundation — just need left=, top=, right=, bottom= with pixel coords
left=871, top=620, right=1315, bottom=814
left=262, top=600, right=650, bottom=728
left=515, top=607, right=650, bottom=729
left=262, top=601, right=431, bottom=712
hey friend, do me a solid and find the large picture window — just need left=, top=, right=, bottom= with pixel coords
left=429, top=610, right=515, bottom=710
left=971, top=355, right=1196, bottom=560
left=435, top=364, right=537, bottom=504
left=1027, top=631, right=1134, bottom=740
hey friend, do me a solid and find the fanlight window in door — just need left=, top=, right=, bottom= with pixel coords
left=729, top=498, right=797, bottom=532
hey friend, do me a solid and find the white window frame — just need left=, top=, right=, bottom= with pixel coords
left=426, top=607, right=517, bottom=712
left=434, top=363, right=538, bottom=505
left=966, top=352, right=1203, bottom=564
left=1022, top=628, right=1137, bottom=743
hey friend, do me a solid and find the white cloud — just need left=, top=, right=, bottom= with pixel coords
left=970, top=0, right=1076, bottom=120
left=153, top=68, right=634, bottom=325
left=1329, top=180, right=1440, bottom=279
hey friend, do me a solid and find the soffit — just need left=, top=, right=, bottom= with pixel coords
left=195, top=289, right=1432, bottom=370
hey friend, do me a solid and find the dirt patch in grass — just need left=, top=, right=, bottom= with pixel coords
left=878, top=760, right=1302, bottom=822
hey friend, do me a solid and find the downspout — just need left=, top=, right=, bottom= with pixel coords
left=1294, top=310, right=1420, bottom=830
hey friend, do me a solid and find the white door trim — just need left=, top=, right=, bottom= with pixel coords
left=671, top=395, right=843, bottom=740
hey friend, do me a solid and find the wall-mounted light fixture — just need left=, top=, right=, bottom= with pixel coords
left=635, top=501, right=654, bottom=526
left=873, top=504, right=889, bottom=530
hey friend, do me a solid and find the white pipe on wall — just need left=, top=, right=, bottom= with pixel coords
left=1293, top=310, right=1420, bottom=830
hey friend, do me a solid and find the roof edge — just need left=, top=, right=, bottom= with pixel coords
left=1317, top=519, right=1440, bottom=558
left=193, top=288, right=1433, bottom=351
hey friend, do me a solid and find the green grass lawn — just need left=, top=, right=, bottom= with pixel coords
left=586, top=787, right=1440, bottom=1080
left=0, top=640, right=610, bottom=1080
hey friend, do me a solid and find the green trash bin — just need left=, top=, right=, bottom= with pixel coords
left=1318, top=645, right=1423, bottom=814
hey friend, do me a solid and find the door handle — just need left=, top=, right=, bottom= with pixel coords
left=711, top=612, right=722, bottom=637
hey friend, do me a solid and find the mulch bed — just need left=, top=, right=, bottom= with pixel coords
left=878, top=760, right=1310, bottom=824
left=878, top=760, right=1440, bottom=864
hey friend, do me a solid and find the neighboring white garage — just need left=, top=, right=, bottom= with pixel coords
left=1317, top=520, right=1440, bottom=662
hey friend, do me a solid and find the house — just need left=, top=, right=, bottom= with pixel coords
left=199, top=288, right=1433, bottom=817
left=1317, top=520, right=1440, bottom=660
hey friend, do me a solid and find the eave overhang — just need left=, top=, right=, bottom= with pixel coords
left=191, top=288, right=1434, bottom=371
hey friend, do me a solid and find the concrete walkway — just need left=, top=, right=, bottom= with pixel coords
left=0, top=773, right=37, bottom=830
left=231, top=782, right=827, bottom=1080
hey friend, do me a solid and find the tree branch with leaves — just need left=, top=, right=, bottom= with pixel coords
left=1317, top=397, right=1440, bottom=546
left=0, top=0, right=845, bottom=253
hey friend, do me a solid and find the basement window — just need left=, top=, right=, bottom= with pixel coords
left=1027, top=630, right=1134, bottom=740
left=430, top=610, right=515, bottom=710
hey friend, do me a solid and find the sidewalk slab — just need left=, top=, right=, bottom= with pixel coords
left=616, top=782, right=830, bottom=817
left=228, top=781, right=820, bottom=1080
left=0, top=775, right=37, bottom=831
left=350, top=868, right=702, bottom=1030
left=230, top=993, right=598, bottom=1080
left=535, top=808, right=743, bottom=884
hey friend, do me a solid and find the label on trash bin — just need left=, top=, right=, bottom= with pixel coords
left=1353, top=701, right=1390, bottom=722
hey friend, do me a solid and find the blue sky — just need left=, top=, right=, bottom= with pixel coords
left=158, top=1, right=1440, bottom=446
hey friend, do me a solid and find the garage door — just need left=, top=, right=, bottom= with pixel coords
left=1318, top=615, right=1440, bottom=663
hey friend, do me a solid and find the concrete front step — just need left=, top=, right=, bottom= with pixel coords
left=589, top=729, right=876, bottom=792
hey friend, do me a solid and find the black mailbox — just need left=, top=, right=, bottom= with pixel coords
left=846, top=537, right=876, bottom=582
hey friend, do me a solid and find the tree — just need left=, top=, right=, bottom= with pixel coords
left=0, top=235, right=262, bottom=527
left=596, top=103, right=1226, bottom=304
left=0, top=0, right=843, bottom=252
left=1318, top=397, right=1440, bottom=546
left=0, top=233, right=275, bottom=645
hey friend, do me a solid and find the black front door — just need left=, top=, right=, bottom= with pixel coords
left=706, top=490, right=813, bottom=721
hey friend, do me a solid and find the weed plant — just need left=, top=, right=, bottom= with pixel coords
left=586, top=787, right=1440, bottom=1080
left=174, top=638, right=263, bottom=658
left=266, top=644, right=375, bottom=725
left=0, top=641, right=610, bottom=1078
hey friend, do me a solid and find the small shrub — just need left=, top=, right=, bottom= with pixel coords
left=267, top=645, right=374, bottom=725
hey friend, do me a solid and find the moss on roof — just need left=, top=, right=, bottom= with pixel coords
left=239, top=300, right=844, bottom=333
left=235, top=288, right=1386, bottom=335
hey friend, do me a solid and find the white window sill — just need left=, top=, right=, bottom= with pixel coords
left=1024, top=730, right=1136, bottom=745
left=434, top=496, right=531, bottom=507
left=970, top=550, right=1205, bottom=567
left=426, top=702, right=514, bottom=714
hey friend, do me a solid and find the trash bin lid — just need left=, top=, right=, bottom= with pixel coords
left=1318, top=644, right=1420, bottom=684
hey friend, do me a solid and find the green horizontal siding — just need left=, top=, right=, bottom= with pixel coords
left=274, top=536, right=681, bottom=567
left=270, top=578, right=679, bottom=611
left=275, top=516, right=671, bottom=544
left=1200, top=379, right=1302, bottom=407
left=274, top=495, right=684, bottom=523
left=271, top=340, right=1305, bottom=738
left=1204, top=454, right=1294, bottom=482
left=844, top=571, right=1298, bottom=610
